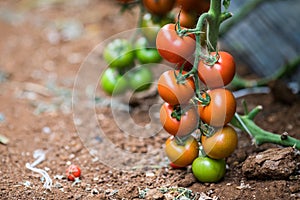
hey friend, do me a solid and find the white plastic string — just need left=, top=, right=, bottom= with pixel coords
left=25, top=149, right=52, bottom=189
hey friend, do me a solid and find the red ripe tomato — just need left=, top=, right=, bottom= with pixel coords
left=176, top=0, right=210, bottom=14
left=175, top=59, right=193, bottom=71
left=176, top=10, right=198, bottom=28
left=165, top=135, right=199, bottom=167
left=198, top=88, right=236, bottom=127
left=156, top=23, right=196, bottom=64
left=201, top=125, right=238, bottom=159
left=143, top=0, right=176, bottom=16
left=197, top=51, right=236, bottom=88
left=157, top=70, right=195, bottom=105
left=160, top=103, right=199, bottom=137
left=66, top=165, right=81, bottom=181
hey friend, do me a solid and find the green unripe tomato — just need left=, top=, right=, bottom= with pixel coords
left=192, top=156, right=226, bottom=183
left=100, top=68, right=128, bottom=95
left=103, top=39, right=135, bottom=69
left=135, top=37, right=162, bottom=64
left=128, top=66, right=153, bottom=92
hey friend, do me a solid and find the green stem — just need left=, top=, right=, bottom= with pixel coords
left=206, top=0, right=223, bottom=51
left=231, top=111, right=300, bottom=150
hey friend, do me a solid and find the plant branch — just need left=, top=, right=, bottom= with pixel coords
left=231, top=109, right=300, bottom=150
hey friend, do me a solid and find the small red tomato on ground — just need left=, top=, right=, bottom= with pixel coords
left=201, top=125, right=238, bottom=159
left=198, top=51, right=235, bottom=88
left=198, top=88, right=236, bottom=127
left=66, top=165, right=81, bottom=181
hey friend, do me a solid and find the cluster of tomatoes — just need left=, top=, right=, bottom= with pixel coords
left=156, top=24, right=238, bottom=182
left=100, top=37, right=162, bottom=95
left=113, top=0, right=237, bottom=183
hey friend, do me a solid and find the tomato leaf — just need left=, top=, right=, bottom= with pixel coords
left=222, top=0, right=231, bottom=10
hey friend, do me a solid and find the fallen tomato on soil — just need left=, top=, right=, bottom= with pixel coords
left=66, top=165, right=81, bottom=181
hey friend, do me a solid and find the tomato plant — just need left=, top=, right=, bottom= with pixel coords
left=66, top=165, right=81, bottom=181
left=160, top=103, right=199, bottom=137
left=100, top=68, right=128, bottom=95
left=135, top=37, right=162, bottom=64
left=197, top=51, right=236, bottom=88
left=128, top=66, right=153, bottom=92
left=165, top=135, right=199, bottom=167
left=198, top=88, right=236, bottom=127
left=192, top=156, right=226, bottom=183
left=103, top=39, right=135, bottom=69
left=201, top=125, right=238, bottom=159
left=156, top=23, right=196, bottom=64
left=143, top=0, right=176, bottom=16
left=157, top=70, right=195, bottom=105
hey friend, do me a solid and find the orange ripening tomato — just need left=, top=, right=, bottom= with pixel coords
left=165, top=135, right=199, bottom=167
left=201, top=125, right=238, bottom=159
left=160, top=103, right=199, bottom=137
left=157, top=70, right=195, bottom=105
left=198, top=88, right=236, bottom=127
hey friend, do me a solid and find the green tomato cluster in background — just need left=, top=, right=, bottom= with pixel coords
left=100, top=37, right=161, bottom=96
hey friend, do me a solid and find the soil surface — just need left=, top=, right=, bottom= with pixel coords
left=0, top=1, right=300, bottom=199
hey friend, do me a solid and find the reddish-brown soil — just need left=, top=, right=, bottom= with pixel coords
left=0, top=1, right=299, bottom=199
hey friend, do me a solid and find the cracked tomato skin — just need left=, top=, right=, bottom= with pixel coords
left=156, top=24, right=196, bottom=64
left=198, top=88, right=236, bottom=127
left=192, top=156, right=226, bottom=183
left=160, top=102, right=199, bottom=137
left=197, top=51, right=235, bottom=88
left=66, top=165, right=81, bottom=181
left=201, top=125, right=238, bottom=159
left=157, top=70, right=195, bottom=106
left=165, top=135, right=199, bottom=167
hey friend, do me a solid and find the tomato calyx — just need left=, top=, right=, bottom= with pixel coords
left=200, top=51, right=220, bottom=66
left=170, top=105, right=182, bottom=121
left=174, top=69, right=192, bottom=85
left=194, top=90, right=211, bottom=106
left=170, top=103, right=195, bottom=121
left=199, top=121, right=215, bottom=137
left=174, top=135, right=194, bottom=146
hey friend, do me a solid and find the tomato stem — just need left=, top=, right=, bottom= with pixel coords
left=231, top=111, right=300, bottom=150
